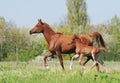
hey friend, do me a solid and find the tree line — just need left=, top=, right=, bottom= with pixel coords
left=0, top=0, right=120, bottom=61
left=0, top=16, right=47, bottom=61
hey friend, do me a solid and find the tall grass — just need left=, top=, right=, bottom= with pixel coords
left=0, top=61, right=120, bottom=83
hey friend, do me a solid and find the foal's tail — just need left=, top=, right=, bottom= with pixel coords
left=100, top=47, right=108, bottom=52
left=89, top=32, right=107, bottom=52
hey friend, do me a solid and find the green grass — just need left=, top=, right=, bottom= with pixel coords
left=0, top=61, right=120, bottom=83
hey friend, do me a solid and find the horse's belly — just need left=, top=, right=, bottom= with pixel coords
left=61, top=44, right=75, bottom=54
left=59, top=35, right=76, bottom=53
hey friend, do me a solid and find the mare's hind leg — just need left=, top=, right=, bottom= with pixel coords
left=44, top=52, right=54, bottom=69
left=69, top=54, right=79, bottom=70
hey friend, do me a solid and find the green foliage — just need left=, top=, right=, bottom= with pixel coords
left=66, top=0, right=88, bottom=32
left=0, top=16, right=5, bottom=29
left=0, top=17, right=48, bottom=61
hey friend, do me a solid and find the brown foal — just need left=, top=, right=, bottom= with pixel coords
left=69, top=35, right=107, bottom=71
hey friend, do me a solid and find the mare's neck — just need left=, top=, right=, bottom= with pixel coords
left=42, top=24, right=56, bottom=44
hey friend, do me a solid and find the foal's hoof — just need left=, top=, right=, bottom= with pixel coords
left=69, top=67, right=72, bottom=70
left=45, top=65, right=49, bottom=69
left=81, top=66, right=86, bottom=70
left=83, top=69, right=89, bottom=74
left=46, top=66, right=49, bottom=69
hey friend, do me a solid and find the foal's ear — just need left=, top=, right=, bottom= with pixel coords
left=73, top=34, right=78, bottom=39
left=72, top=34, right=77, bottom=40
left=38, top=19, right=44, bottom=24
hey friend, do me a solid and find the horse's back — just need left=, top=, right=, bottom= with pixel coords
left=77, top=34, right=93, bottom=45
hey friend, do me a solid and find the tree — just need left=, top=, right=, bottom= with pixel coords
left=66, top=0, right=88, bottom=32
left=0, top=16, right=6, bottom=29
left=110, top=16, right=120, bottom=53
left=0, top=16, right=6, bottom=60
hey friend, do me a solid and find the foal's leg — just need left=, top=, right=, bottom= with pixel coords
left=44, top=52, right=54, bottom=69
left=56, top=51, right=64, bottom=70
left=82, top=56, right=91, bottom=66
left=97, top=58, right=108, bottom=72
left=69, top=54, right=79, bottom=70
left=89, top=53, right=99, bottom=71
left=82, top=55, right=100, bottom=70
left=82, top=55, right=92, bottom=69
left=82, top=55, right=100, bottom=71
left=79, top=54, right=84, bottom=70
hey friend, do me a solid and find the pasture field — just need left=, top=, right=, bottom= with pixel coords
left=0, top=60, right=120, bottom=83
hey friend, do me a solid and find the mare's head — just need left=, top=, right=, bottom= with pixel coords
left=30, top=19, right=45, bottom=34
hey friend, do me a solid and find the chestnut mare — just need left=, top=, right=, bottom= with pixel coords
left=69, top=35, right=107, bottom=71
left=29, top=19, right=107, bottom=70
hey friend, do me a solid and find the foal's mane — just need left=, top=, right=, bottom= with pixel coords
left=72, top=34, right=82, bottom=43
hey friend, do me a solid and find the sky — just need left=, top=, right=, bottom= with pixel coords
left=0, top=0, right=120, bottom=27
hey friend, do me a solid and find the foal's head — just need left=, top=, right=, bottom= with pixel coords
left=30, top=19, right=45, bottom=34
left=68, top=34, right=82, bottom=45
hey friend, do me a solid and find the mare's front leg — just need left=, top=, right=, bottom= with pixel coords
left=56, top=51, right=64, bottom=70
left=44, top=52, right=54, bottom=69
left=69, top=54, right=79, bottom=70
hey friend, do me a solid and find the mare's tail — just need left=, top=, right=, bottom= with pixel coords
left=89, top=32, right=107, bottom=52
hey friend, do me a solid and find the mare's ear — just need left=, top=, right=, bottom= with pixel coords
left=38, top=19, right=44, bottom=24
